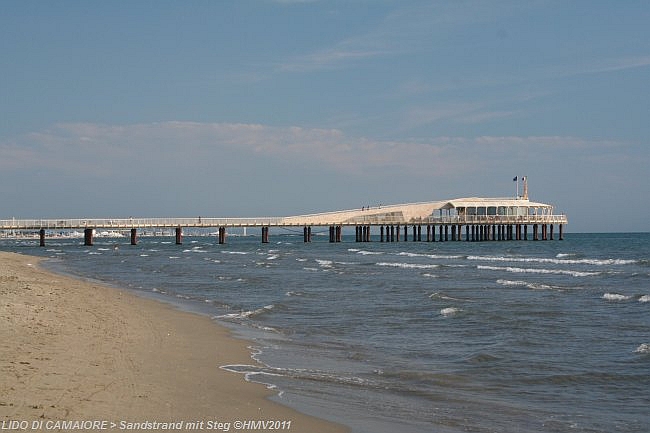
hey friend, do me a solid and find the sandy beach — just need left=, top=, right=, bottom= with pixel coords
left=0, top=251, right=346, bottom=432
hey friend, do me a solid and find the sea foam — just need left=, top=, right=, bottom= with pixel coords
left=602, top=293, right=632, bottom=301
left=469, top=255, right=635, bottom=266
left=634, top=343, right=650, bottom=354
left=377, top=262, right=439, bottom=270
left=478, top=265, right=598, bottom=277
left=496, top=279, right=556, bottom=290
left=398, top=252, right=462, bottom=260
left=216, top=305, right=274, bottom=320
left=440, top=307, right=461, bottom=317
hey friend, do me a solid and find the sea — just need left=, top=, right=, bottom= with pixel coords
left=3, top=231, right=649, bottom=433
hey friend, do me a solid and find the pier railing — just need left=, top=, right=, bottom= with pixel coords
left=0, top=214, right=567, bottom=231
left=341, top=214, right=567, bottom=225
left=422, top=214, right=568, bottom=225
left=0, top=217, right=285, bottom=230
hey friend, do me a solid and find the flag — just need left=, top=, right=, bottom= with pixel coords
left=513, top=176, right=518, bottom=182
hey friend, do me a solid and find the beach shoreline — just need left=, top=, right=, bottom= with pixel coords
left=0, top=251, right=347, bottom=432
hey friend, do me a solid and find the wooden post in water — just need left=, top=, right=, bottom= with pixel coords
left=218, top=227, right=226, bottom=244
left=549, top=224, right=554, bottom=240
left=39, top=228, right=46, bottom=247
left=559, top=224, right=564, bottom=240
left=261, top=226, right=269, bottom=243
left=130, top=228, right=137, bottom=245
left=175, top=226, right=183, bottom=245
left=84, top=228, right=94, bottom=246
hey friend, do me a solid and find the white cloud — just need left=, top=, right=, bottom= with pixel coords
left=1, top=122, right=629, bottom=181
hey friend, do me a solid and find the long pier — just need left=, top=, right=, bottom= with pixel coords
left=1, top=196, right=567, bottom=246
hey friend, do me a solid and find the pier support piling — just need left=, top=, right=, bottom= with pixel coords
left=175, top=226, right=183, bottom=245
left=261, top=226, right=269, bottom=243
left=84, top=228, right=94, bottom=246
left=39, top=229, right=46, bottom=247
left=130, top=228, right=137, bottom=245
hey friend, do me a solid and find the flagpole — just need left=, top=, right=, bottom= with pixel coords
left=514, top=176, right=519, bottom=199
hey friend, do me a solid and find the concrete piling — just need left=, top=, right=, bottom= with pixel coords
left=175, top=226, right=183, bottom=245
left=84, top=228, right=94, bottom=246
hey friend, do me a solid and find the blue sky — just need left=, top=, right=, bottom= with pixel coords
left=1, top=1, right=648, bottom=232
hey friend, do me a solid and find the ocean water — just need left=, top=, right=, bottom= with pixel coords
left=4, top=232, right=649, bottom=432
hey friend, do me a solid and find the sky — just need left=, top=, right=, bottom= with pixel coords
left=1, top=1, right=648, bottom=232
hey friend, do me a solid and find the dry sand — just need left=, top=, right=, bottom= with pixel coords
left=0, top=251, right=347, bottom=432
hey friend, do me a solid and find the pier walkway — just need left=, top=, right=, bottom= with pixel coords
left=1, top=197, right=567, bottom=246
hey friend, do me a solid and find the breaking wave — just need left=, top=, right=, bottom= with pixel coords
left=221, top=364, right=377, bottom=388
left=635, top=343, right=650, bottom=354
left=397, top=252, right=463, bottom=260
left=478, top=265, right=598, bottom=277
left=602, top=293, right=632, bottom=301
left=216, top=305, right=275, bottom=320
left=468, top=255, right=635, bottom=266
left=440, top=307, right=461, bottom=317
left=496, top=279, right=556, bottom=290
left=376, top=262, right=439, bottom=270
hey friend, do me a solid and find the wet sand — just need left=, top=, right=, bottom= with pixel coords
left=0, top=251, right=346, bottom=432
